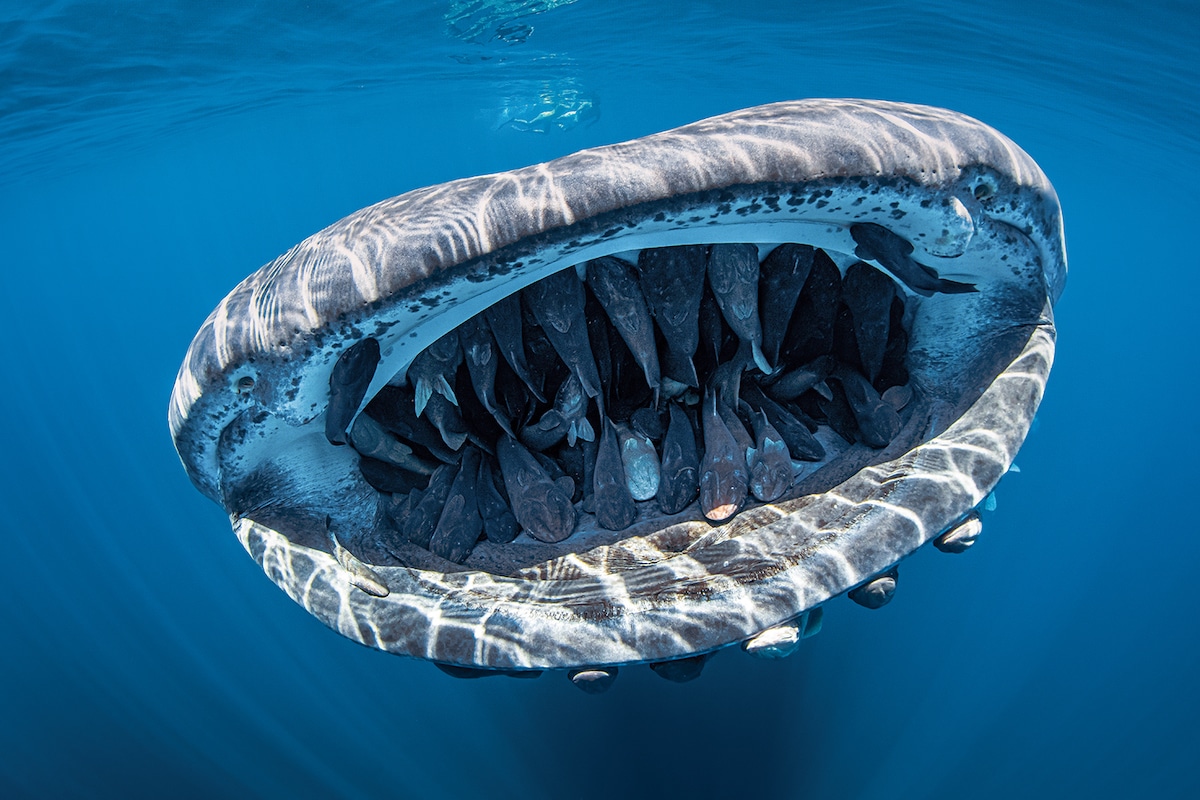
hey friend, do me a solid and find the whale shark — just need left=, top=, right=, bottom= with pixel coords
left=169, top=99, right=1065, bottom=690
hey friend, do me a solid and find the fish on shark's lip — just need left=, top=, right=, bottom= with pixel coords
left=169, top=99, right=1065, bottom=686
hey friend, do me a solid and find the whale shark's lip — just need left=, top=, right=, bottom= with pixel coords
left=169, top=99, right=1064, bottom=676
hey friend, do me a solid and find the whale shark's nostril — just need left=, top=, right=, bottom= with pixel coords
left=973, top=177, right=998, bottom=201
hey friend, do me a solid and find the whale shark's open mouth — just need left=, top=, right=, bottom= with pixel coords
left=169, top=99, right=1065, bottom=690
left=342, top=238, right=945, bottom=571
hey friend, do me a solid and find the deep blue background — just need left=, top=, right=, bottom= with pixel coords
left=2, top=2, right=1197, bottom=797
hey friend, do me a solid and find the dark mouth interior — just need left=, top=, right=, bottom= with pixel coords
left=333, top=242, right=920, bottom=570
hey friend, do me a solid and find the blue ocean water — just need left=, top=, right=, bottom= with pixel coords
left=2, top=1, right=1197, bottom=797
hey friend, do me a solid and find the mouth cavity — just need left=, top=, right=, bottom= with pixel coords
left=332, top=239, right=931, bottom=574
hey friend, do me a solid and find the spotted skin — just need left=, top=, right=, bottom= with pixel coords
left=657, top=403, right=700, bottom=516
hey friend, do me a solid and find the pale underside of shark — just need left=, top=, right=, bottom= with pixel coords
left=169, top=99, right=1065, bottom=673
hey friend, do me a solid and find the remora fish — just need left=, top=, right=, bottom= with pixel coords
left=765, top=355, right=835, bottom=402
left=818, top=379, right=860, bottom=445
left=709, top=343, right=751, bottom=411
left=594, top=417, right=637, bottom=530
left=699, top=389, right=748, bottom=522
left=429, top=447, right=483, bottom=563
left=458, top=315, right=512, bottom=436
left=408, top=330, right=461, bottom=417
left=325, top=337, right=380, bottom=446
left=554, top=443, right=586, bottom=503
left=741, top=382, right=825, bottom=461
left=850, top=222, right=977, bottom=297
left=365, top=385, right=457, bottom=463
left=520, top=316, right=563, bottom=405
left=584, top=289, right=615, bottom=409
left=406, top=462, right=460, bottom=548
left=484, top=293, right=546, bottom=402
left=422, top=390, right=469, bottom=451
left=877, top=295, right=910, bottom=390
left=520, top=373, right=594, bottom=452
left=759, top=244, right=814, bottom=367
left=708, top=243, right=771, bottom=372
left=746, top=409, right=793, bottom=502
left=637, top=245, right=707, bottom=388
left=347, top=413, right=435, bottom=475
left=717, top=400, right=754, bottom=462
left=630, top=406, right=665, bottom=442
left=477, top=457, right=519, bottom=544
left=616, top=423, right=660, bottom=501
left=579, top=436, right=599, bottom=514
left=833, top=364, right=902, bottom=448
left=657, top=403, right=699, bottom=515
left=524, top=269, right=602, bottom=399
left=781, top=249, right=842, bottom=365
left=586, top=256, right=661, bottom=401
left=841, top=261, right=896, bottom=383
left=496, top=435, right=577, bottom=543
left=696, top=288, right=728, bottom=374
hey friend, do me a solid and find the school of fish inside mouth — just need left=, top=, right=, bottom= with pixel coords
left=328, top=242, right=919, bottom=567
